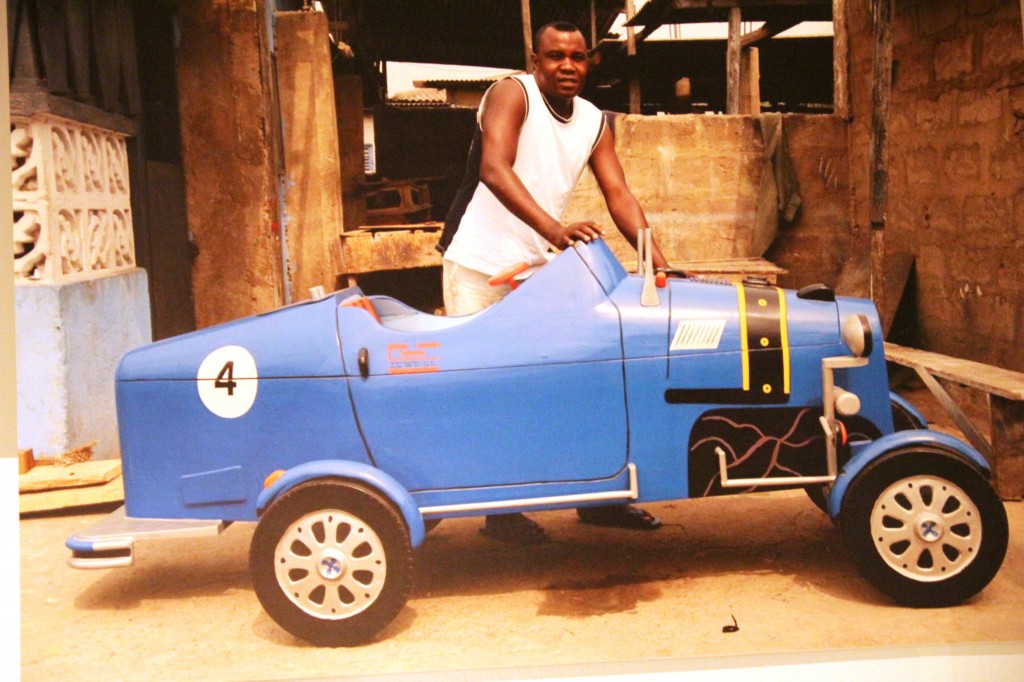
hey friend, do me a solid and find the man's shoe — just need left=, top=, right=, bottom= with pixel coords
left=480, top=513, right=549, bottom=544
left=577, top=504, right=661, bottom=530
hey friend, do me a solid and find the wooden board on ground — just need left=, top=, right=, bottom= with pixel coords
left=19, top=459, right=122, bottom=493
left=19, top=476, right=124, bottom=515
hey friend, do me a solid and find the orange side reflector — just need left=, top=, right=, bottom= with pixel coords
left=264, top=469, right=286, bottom=489
left=655, top=271, right=667, bottom=288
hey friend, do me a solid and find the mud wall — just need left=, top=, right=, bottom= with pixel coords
left=564, top=114, right=851, bottom=289
left=848, top=0, right=1024, bottom=370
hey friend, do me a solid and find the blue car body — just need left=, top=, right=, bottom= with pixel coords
left=93, top=239, right=954, bottom=541
left=67, top=238, right=1007, bottom=646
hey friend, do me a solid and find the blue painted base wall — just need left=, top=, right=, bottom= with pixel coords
left=15, top=269, right=151, bottom=460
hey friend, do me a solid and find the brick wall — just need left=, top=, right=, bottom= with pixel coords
left=563, top=113, right=851, bottom=289
left=848, top=0, right=1024, bottom=371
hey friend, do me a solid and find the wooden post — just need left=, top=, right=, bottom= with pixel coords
left=869, top=0, right=894, bottom=323
left=727, top=7, right=741, bottom=114
left=833, top=0, right=849, bottom=118
left=740, top=47, right=760, bottom=115
left=521, top=0, right=533, bottom=73
left=590, top=0, right=597, bottom=49
left=625, top=0, right=641, bottom=113
left=992, top=396, right=1024, bottom=500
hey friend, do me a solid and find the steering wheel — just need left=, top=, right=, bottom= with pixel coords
left=487, top=262, right=529, bottom=289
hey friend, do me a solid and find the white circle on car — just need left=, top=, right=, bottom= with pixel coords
left=197, top=345, right=258, bottom=418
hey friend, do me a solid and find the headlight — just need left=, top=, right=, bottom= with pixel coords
left=842, top=314, right=873, bottom=357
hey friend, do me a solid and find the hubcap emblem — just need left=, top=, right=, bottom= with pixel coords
left=318, top=549, right=347, bottom=580
left=915, top=512, right=944, bottom=543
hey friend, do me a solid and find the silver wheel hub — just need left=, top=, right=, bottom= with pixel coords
left=317, top=549, right=348, bottom=580
left=870, top=475, right=981, bottom=582
left=274, top=509, right=387, bottom=620
left=914, top=512, right=944, bottom=543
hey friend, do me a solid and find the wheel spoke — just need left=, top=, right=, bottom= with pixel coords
left=878, top=496, right=916, bottom=524
left=942, top=503, right=974, bottom=527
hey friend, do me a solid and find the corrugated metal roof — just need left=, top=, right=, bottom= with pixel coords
left=388, top=88, right=450, bottom=106
left=414, top=70, right=524, bottom=89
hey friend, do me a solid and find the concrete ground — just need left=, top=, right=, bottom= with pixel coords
left=19, top=386, right=1024, bottom=680
left=20, top=488, right=1024, bottom=681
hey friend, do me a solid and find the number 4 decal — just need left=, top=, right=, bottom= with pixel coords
left=215, top=361, right=237, bottom=396
left=197, top=346, right=258, bottom=418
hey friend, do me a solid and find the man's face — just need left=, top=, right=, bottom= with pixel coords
left=531, top=28, right=589, bottom=100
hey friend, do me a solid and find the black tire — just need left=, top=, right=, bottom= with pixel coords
left=891, top=398, right=926, bottom=431
left=805, top=398, right=925, bottom=515
left=250, top=479, right=413, bottom=646
left=839, top=447, right=1008, bottom=607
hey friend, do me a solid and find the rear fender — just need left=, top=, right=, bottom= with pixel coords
left=827, top=430, right=991, bottom=520
left=257, top=460, right=425, bottom=548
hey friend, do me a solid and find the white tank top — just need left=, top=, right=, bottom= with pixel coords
left=443, top=74, right=606, bottom=276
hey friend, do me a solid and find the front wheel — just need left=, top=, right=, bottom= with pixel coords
left=250, top=480, right=413, bottom=646
left=839, top=448, right=1007, bottom=607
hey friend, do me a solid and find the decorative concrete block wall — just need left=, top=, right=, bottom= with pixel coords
left=12, top=114, right=152, bottom=460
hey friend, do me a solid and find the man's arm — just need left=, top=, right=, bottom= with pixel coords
left=477, top=79, right=605, bottom=249
left=589, top=125, right=670, bottom=270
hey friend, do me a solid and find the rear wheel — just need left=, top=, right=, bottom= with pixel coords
left=250, top=480, right=413, bottom=646
left=839, top=448, right=1007, bottom=606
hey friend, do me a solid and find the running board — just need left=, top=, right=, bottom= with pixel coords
left=418, top=464, right=639, bottom=515
left=66, top=506, right=227, bottom=569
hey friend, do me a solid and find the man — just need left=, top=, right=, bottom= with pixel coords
left=438, top=22, right=668, bottom=544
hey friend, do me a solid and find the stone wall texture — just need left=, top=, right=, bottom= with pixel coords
left=563, top=114, right=851, bottom=289
left=848, top=0, right=1024, bottom=371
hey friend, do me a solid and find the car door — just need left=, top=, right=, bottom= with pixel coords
left=337, top=247, right=628, bottom=492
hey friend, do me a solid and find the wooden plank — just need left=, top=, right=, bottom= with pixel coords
left=868, top=0, right=894, bottom=228
left=35, top=0, right=70, bottom=94
left=626, top=0, right=641, bottom=114
left=727, top=7, right=742, bottom=114
left=520, top=0, right=533, bottom=73
left=276, top=11, right=345, bottom=298
left=67, top=0, right=94, bottom=103
left=833, top=0, right=849, bottom=118
left=339, top=228, right=443, bottom=275
left=92, top=0, right=123, bottom=112
left=20, top=476, right=124, bottom=515
left=739, top=47, right=760, bottom=115
left=885, top=343, right=1024, bottom=401
left=18, top=459, right=122, bottom=493
left=869, top=0, right=894, bottom=316
left=740, top=18, right=799, bottom=48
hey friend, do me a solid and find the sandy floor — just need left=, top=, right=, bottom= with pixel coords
left=20, top=488, right=1023, bottom=681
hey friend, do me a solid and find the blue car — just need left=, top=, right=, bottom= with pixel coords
left=67, top=236, right=1008, bottom=646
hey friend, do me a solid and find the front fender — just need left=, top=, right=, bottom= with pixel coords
left=257, top=460, right=426, bottom=548
left=827, top=430, right=991, bottom=519
left=889, top=391, right=927, bottom=428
